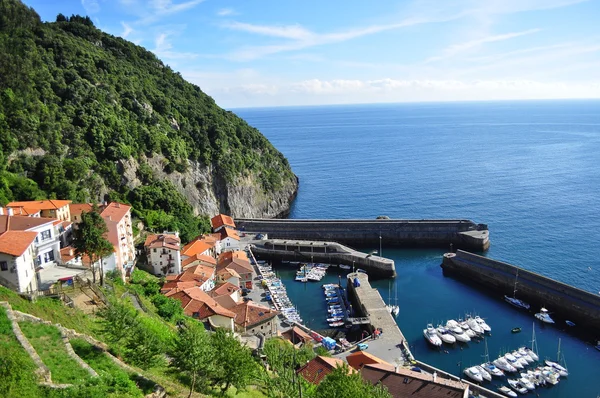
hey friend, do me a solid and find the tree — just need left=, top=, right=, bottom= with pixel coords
left=210, top=328, right=257, bottom=394
left=314, top=365, right=392, bottom=398
left=72, top=205, right=113, bottom=285
left=97, top=298, right=138, bottom=345
left=170, top=321, right=215, bottom=397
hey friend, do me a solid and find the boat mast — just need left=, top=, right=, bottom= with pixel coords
left=531, top=322, right=538, bottom=357
left=513, top=269, right=519, bottom=298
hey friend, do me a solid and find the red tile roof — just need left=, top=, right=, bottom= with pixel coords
left=297, top=356, right=351, bottom=385
left=182, top=253, right=216, bottom=268
left=168, top=288, right=235, bottom=319
left=100, top=202, right=131, bottom=222
left=346, top=351, right=394, bottom=371
left=218, top=258, right=253, bottom=276
left=216, top=267, right=241, bottom=280
left=0, top=215, right=56, bottom=233
left=220, top=227, right=240, bottom=241
left=229, top=301, right=279, bottom=329
left=181, top=238, right=215, bottom=258
left=0, top=231, right=38, bottom=257
left=7, top=200, right=72, bottom=210
left=144, top=234, right=180, bottom=250
left=360, top=365, right=468, bottom=398
left=210, top=214, right=236, bottom=230
left=209, top=282, right=240, bottom=297
left=69, top=203, right=93, bottom=218
left=161, top=264, right=214, bottom=295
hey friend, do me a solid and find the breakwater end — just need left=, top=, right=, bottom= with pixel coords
left=442, top=250, right=600, bottom=333
left=249, top=239, right=395, bottom=278
left=236, top=218, right=490, bottom=251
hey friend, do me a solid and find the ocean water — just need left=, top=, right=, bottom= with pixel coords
left=235, top=101, right=600, bottom=397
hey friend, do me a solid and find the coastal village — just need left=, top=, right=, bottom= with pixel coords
left=0, top=199, right=477, bottom=397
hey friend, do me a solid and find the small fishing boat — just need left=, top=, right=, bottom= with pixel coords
left=329, top=321, right=344, bottom=327
left=339, top=264, right=351, bottom=270
left=511, top=327, right=521, bottom=333
left=534, top=307, right=555, bottom=324
left=356, top=268, right=367, bottom=274
left=565, top=320, right=576, bottom=327
left=498, top=385, right=518, bottom=397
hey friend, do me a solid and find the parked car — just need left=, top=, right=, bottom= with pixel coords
left=357, top=343, right=368, bottom=351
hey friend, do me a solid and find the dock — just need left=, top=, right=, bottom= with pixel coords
left=236, top=218, right=490, bottom=251
left=442, top=250, right=600, bottom=334
left=249, top=239, right=396, bottom=278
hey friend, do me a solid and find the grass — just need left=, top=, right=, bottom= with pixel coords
left=0, top=286, right=100, bottom=339
left=18, top=321, right=91, bottom=385
left=70, top=338, right=148, bottom=397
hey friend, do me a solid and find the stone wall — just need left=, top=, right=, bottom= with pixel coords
left=441, top=250, right=600, bottom=333
left=236, top=218, right=489, bottom=251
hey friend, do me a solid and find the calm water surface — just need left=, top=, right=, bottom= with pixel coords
left=235, top=101, right=600, bottom=397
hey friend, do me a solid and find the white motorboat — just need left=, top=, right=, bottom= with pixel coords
left=463, top=328, right=477, bottom=338
left=339, top=264, right=351, bottom=270
left=391, top=305, right=399, bottom=317
left=482, top=362, right=505, bottom=377
left=475, top=365, right=492, bottom=381
left=326, top=317, right=342, bottom=323
left=525, top=347, right=539, bottom=362
left=464, top=366, right=484, bottom=383
left=518, top=377, right=535, bottom=391
left=435, top=326, right=456, bottom=344
left=423, top=323, right=442, bottom=347
left=511, top=351, right=529, bottom=367
left=545, top=360, right=568, bottom=377
left=507, top=379, right=528, bottom=395
left=517, top=347, right=535, bottom=363
left=504, top=353, right=524, bottom=370
left=474, top=315, right=492, bottom=333
left=498, top=385, right=518, bottom=397
left=540, top=367, right=560, bottom=385
left=493, top=357, right=517, bottom=373
left=445, top=320, right=464, bottom=334
left=534, top=307, right=555, bottom=324
left=466, top=317, right=484, bottom=335
left=521, top=370, right=545, bottom=387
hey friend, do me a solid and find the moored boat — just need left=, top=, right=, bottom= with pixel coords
left=493, top=357, right=517, bottom=373
left=507, top=379, right=528, bottom=395
left=423, top=323, right=442, bottom=347
left=498, top=385, right=518, bottom=397
left=534, top=307, right=555, bottom=324
left=475, top=365, right=492, bottom=381
left=435, top=325, right=456, bottom=344
left=463, top=366, right=484, bottom=383
left=474, top=315, right=492, bottom=333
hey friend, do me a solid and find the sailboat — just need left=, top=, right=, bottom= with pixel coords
left=386, top=281, right=394, bottom=314
left=480, top=338, right=505, bottom=377
left=504, top=269, right=531, bottom=310
left=545, top=338, right=569, bottom=377
left=391, top=282, right=399, bottom=317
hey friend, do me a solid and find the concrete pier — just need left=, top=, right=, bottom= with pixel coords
left=249, top=239, right=396, bottom=278
left=442, top=250, right=600, bottom=333
left=236, top=218, right=490, bottom=251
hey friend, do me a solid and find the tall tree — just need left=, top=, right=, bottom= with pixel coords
left=211, top=328, right=257, bottom=394
left=72, top=205, right=113, bottom=285
left=170, top=320, right=215, bottom=397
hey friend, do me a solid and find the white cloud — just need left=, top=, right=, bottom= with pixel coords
left=81, top=0, right=100, bottom=14
left=222, top=22, right=313, bottom=40
left=120, top=0, right=205, bottom=25
left=121, top=21, right=133, bottom=38
left=217, top=8, right=237, bottom=16
left=152, top=31, right=199, bottom=60
left=426, top=28, right=541, bottom=63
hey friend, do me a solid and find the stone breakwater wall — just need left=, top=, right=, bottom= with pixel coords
left=236, top=218, right=490, bottom=251
left=250, top=239, right=396, bottom=278
left=441, top=250, right=600, bottom=333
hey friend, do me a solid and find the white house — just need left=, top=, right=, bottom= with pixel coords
left=144, top=233, right=181, bottom=276
left=219, top=227, right=240, bottom=252
left=0, top=230, right=39, bottom=293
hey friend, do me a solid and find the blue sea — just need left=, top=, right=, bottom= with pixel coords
left=235, top=100, right=600, bottom=397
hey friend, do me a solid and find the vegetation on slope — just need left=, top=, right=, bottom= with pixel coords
left=0, top=0, right=295, bottom=240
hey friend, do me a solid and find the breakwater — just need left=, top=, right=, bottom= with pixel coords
left=236, top=218, right=490, bottom=251
left=442, top=250, right=600, bottom=333
left=249, top=239, right=395, bottom=278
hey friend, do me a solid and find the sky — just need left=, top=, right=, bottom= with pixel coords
left=22, top=0, right=600, bottom=108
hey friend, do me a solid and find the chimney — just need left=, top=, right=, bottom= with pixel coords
left=116, top=202, right=120, bottom=208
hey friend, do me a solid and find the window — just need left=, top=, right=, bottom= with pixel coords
left=43, top=250, right=55, bottom=263
left=153, top=248, right=157, bottom=253
left=0, top=261, right=7, bottom=271
left=36, top=256, right=41, bottom=266
left=41, top=229, right=51, bottom=241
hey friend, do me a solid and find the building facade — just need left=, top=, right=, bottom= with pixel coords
left=144, top=233, right=181, bottom=276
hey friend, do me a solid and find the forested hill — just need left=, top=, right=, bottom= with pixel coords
left=0, top=0, right=298, bottom=241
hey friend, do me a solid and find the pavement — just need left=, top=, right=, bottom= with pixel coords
left=38, top=265, right=89, bottom=290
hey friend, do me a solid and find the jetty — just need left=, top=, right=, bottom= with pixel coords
left=249, top=239, right=396, bottom=278
left=442, top=250, right=600, bottom=333
left=236, top=218, right=490, bottom=251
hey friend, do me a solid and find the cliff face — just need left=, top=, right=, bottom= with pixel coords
left=118, top=155, right=297, bottom=218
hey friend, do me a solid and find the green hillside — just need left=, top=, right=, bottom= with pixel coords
left=0, top=0, right=296, bottom=239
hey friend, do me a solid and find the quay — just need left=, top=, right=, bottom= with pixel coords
left=442, top=250, right=600, bottom=333
left=249, top=239, right=396, bottom=278
left=343, top=271, right=505, bottom=398
left=236, top=218, right=490, bottom=251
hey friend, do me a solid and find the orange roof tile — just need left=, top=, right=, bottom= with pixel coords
left=168, top=288, right=236, bottom=318
left=346, top=351, right=394, bottom=371
left=218, top=258, right=253, bottom=275
left=210, top=282, right=240, bottom=297
left=100, top=202, right=131, bottom=222
left=213, top=294, right=238, bottom=309
left=181, top=238, right=215, bottom=258
left=144, top=234, right=180, bottom=250
left=229, top=301, right=279, bottom=328
left=297, top=356, right=351, bottom=385
left=216, top=267, right=241, bottom=280
left=182, top=253, right=216, bottom=268
left=161, top=264, right=214, bottom=294
left=0, top=215, right=56, bottom=233
left=7, top=200, right=72, bottom=210
left=210, top=214, right=236, bottom=230
left=69, top=203, right=93, bottom=218
left=0, top=231, right=38, bottom=257
left=220, top=227, right=240, bottom=241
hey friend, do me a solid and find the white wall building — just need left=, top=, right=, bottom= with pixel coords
left=0, top=231, right=39, bottom=293
left=144, top=233, right=181, bottom=276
